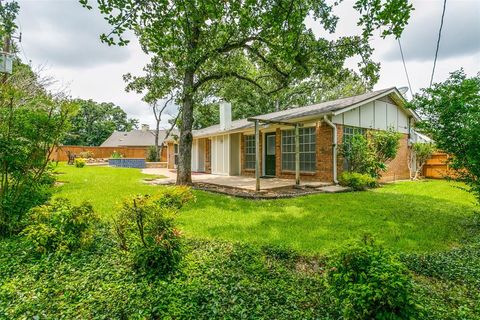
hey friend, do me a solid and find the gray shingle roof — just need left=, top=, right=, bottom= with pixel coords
left=250, top=87, right=395, bottom=122
left=192, top=118, right=252, bottom=137
left=192, top=87, right=401, bottom=137
left=101, top=129, right=178, bottom=147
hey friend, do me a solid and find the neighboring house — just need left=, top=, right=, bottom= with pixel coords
left=102, top=124, right=178, bottom=162
left=166, top=87, right=423, bottom=184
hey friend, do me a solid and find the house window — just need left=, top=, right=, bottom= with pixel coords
left=342, top=126, right=366, bottom=144
left=244, top=135, right=256, bottom=170
left=281, top=127, right=316, bottom=172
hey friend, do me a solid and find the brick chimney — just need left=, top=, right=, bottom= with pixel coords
left=141, top=124, right=150, bottom=132
left=219, top=101, right=232, bottom=131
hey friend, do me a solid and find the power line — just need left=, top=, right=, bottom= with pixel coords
left=398, top=39, right=412, bottom=96
left=430, top=0, right=447, bottom=87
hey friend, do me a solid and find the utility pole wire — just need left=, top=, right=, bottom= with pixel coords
left=430, top=0, right=447, bottom=87
left=398, top=39, right=413, bottom=97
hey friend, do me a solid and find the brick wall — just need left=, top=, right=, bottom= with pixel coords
left=238, top=122, right=341, bottom=182
left=276, top=122, right=342, bottom=182
left=379, top=133, right=410, bottom=182
left=180, top=123, right=410, bottom=183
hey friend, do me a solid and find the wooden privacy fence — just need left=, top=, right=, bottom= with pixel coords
left=423, top=152, right=454, bottom=179
left=50, top=145, right=168, bottom=162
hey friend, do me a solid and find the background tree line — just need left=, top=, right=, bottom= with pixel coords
left=63, top=99, right=138, bottom=147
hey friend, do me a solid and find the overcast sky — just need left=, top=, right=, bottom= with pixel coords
left=15, top=0, right=480, bottom=128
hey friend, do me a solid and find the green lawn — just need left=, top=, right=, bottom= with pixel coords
left=55, top=163, right=477, bottom=254
left=54, top=164, right=161, bottom=218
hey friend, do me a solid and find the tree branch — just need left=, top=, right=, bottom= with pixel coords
left=193, top=72, right=264, bottom=92
left=243, top=44, right=290, bottom=79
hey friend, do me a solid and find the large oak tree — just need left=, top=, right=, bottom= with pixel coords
left=81, top=0, right=412, bottom=184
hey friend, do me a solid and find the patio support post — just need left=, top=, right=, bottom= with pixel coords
left=255, top=120, right=260, bottom=191
left=295, top=123, right=300, bottom=187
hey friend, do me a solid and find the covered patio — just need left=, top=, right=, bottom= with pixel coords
left=246, top=114, right=338, bottom=191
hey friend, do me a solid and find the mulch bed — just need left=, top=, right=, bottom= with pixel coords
left=143, top=178, right=350, bottom=199
left=191, top=182, right=326, bottom=199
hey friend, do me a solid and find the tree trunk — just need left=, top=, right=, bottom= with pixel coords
left=176, top=70, right=194, bottom=185
left=154, top=119, right=160, bottom=162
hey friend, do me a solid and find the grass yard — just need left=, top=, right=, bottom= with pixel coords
left=54, top=163, right=477, bottom=254
left=54, top=164, right=162, bottom=218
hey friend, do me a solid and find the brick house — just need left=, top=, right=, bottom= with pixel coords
left=166, top=87, right=422, bottom=187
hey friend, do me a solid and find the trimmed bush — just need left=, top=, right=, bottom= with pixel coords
left=21, top=198, right=99, bottom=255
left=110, top=151, right=123, bottom=159
left=113, top=187, right=194, bottom=276
left=146, top=146, right=159, bottom=162
left=326, top=237, right=419, bottom=319
left=74, top=158, right=86, bottom=168
left=339, top=172, right=377, bottom=191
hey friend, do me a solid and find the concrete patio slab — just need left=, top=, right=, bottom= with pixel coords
left=142, top=168, right=333, bottom=191
left=317, top=185, right=350, bottom=193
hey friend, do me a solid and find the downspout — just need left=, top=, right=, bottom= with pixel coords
left=323, top=115, right=338, bottom=184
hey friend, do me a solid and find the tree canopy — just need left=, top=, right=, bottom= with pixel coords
left=409, top=70, right=480, bottom=201
left=63, top=99, right=138, bottom=146
left=81, top=0, right=413, bottom=184
left=193, top=70, right=368, bottom=129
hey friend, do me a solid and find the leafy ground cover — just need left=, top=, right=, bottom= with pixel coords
left=55, top=164, right=477, bottom=254
left=0, top=164, right=478, bottom=319
left=0, top=238, right=334, bottom=319
left=1, top=236, right=479, bottom=319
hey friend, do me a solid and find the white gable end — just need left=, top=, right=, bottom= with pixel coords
left=332, top=99, right=410, bottom=134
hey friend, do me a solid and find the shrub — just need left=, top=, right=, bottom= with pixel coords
left=0, top=60, right=77, bottom=237
left=155, top=185, right=195, bottom=209
left=78, top=151, right=94, bottom=159
left=326, top=237, right=419, bottom=319
left=341, top=128, right=402, bottom=179
left=408, top=142, right=436, bottom=180
left=339, top=172, right=377, bottom=191
left=342, top=133, right=376, bottom=174
left=146, top=146, right=159, bottom=162
left=113, top=187, right=194, bottom=276
left=0, top=173, right=55, bottom=236
left=21, top=198, right=99, bottom=255
left=110, top=151, right=123, bottom=159
left=367, top=129, right=402, bottom=178
left=74, top=158, right=86, bottom=168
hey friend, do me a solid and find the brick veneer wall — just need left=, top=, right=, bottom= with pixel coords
left=183, top=123, right=409, bottom=182
left=379, top=133, right=410, bottom=182
left=276, top=122, right=343, bottom=182
left=239, top=122, right=342, bottom=182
